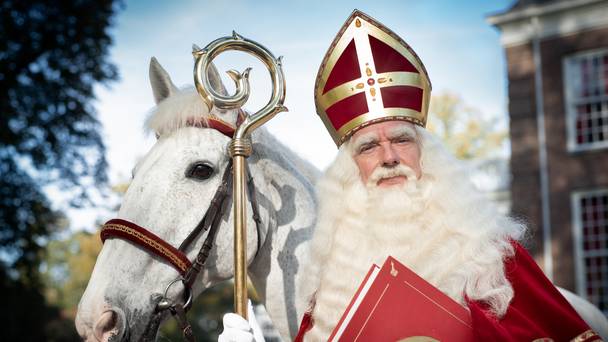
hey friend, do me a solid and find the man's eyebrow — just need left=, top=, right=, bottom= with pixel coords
left=352, top=131, right=379, bottom=150
left=387, top=124, right=416, bottom=140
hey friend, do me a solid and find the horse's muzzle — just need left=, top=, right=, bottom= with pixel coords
left=76, top=306, right=128, bottom=342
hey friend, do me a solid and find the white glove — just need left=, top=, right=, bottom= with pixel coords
left=218, top=300, right=265, bottom=342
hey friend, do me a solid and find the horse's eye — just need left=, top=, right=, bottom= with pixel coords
left=186, top=162, right=214, bottom=180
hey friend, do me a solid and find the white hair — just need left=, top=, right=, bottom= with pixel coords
left=299, top=126, right=526, bottom=341
left=144, top=87, right=237, bottom=137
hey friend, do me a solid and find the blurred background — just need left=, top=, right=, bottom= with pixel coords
left=1, top=0, right=607, bottom=340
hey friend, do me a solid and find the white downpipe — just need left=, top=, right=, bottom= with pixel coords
left=532, top=16, right=553, bottom=280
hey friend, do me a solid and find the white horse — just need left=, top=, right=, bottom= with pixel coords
left=76, top=58, right=318, bottom=341
left=76, top=58, right=608, bottom=341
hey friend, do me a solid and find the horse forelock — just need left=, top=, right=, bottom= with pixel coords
left=145, top=87, right=238, bottom=137
left=145, top=86, right=320, bottom=184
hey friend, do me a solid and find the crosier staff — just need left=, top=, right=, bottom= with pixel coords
left=192, top=31, right=287, bottom=319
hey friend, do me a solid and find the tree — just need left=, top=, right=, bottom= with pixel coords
left=0, top=0, right=120, bottom=281
left=0, top=1, right=121, bottom=339
left=427, top=92, right=507, bottom=160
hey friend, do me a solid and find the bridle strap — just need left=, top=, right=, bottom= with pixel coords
left=101, top=219, right=192, bottom=276
left=246, top=163, right=263, bottom=255
left=170, top=304, right=195, bottom=342
left=178, top=160, right=233, bottom=253
left=179, top=161, right=264, bottom=288
left=182, top=161, right=234, bottom=288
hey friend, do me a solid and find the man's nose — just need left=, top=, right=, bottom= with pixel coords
left=381, top=144, right=399, bottom=167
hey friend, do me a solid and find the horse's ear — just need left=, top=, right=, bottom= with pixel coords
left=149, top=57, right=179, bottom=104
left=207, top=62, right=228, bottom=96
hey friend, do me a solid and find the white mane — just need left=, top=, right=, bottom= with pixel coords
left=144, top=87, right=232, bottom=137
left=144, top=87, right=319, bottom=181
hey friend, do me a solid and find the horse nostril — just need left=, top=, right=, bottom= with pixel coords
left=93, top=309, right=123, bottom=341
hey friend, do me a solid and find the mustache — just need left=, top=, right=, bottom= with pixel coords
left=367, top=164, right=417, bottom=186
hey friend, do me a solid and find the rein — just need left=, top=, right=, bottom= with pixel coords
left=99, top=111, right=263, bottom=341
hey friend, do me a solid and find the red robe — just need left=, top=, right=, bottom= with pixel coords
left=294, top=242, right=601, bottom=341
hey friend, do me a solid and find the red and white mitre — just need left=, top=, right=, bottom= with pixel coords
left=314, top=10, right=432, bottom=146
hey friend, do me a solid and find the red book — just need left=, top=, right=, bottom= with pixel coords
left=329, top=256, right=474, bottom=342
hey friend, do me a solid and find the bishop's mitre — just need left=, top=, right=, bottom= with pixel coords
left=315, top=10, right=432, bottom=146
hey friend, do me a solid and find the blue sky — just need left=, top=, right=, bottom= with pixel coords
left=73, top=0, right=514, bottom=229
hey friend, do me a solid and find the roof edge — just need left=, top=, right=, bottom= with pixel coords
left=486, top=0, right=605, bottom=26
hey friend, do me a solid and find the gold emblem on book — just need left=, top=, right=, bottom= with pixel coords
left=390, top=261, right=398, bottom=277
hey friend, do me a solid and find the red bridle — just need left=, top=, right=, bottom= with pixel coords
left=101, top=219, right=193, bottom=276
left=100, top=110, right=247, bottom=279
left=98, top=110, right=262, bottom=341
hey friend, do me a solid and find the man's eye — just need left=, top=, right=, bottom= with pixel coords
left=395, top=137, right=412, bottom=144
left=359, top=144, right=377, bottom=154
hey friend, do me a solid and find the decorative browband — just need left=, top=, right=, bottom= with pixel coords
left=186, top=109, right=247, bottom=138
left=101, top=218, right=192, bottom=276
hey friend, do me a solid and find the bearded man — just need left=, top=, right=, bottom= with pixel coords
left=220, top=10, right=603, bottom=342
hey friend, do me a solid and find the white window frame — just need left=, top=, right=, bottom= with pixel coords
left=571, top=188, right=608, bottom=315
left=563, top=48, right=608, bottom=152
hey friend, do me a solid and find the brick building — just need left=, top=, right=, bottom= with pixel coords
left=488, top=0, right=608, bottom=315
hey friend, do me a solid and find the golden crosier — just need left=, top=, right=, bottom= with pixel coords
left=192, top=31, right=288, bottom=319
left=193, top=30, right=288, bottom=140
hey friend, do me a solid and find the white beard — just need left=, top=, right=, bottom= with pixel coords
left=299, top=129, right=526, bottom=341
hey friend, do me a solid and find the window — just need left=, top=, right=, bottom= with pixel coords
left=572, top=189, right=608, bottom=315
left=563, top=49, right=608, bottom=151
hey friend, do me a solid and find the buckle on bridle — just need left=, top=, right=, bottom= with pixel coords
left=156, top=277, right=193, bottom=312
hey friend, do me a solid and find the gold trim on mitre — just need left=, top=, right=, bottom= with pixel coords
left=337, top=109, right=425, bottom=145
left=314, top=9, right=432, bottom=146
left=317, top=71, right=423, bottom=111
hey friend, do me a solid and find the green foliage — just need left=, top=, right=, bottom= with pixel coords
left=428, top=92, right=507, bottom=160
left=0, top=266, right=81, bottom=341
left=0, top=0, right=120, bottom=280
left=42, top=230, right=102, bottom=316
left=0, top=0, right=121, bottom=339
